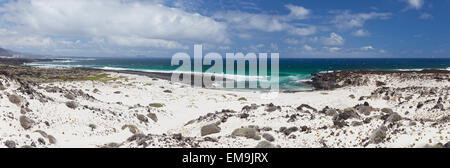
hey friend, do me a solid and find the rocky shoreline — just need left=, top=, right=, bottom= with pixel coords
left=0, top=59, right=449, bottom=148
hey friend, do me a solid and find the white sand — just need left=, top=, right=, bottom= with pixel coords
left=0, top=72, right=449, bottom=148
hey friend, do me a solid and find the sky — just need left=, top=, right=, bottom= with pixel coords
left=0, top=0, right=449, bottom=58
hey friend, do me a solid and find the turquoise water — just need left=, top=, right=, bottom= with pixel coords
left=26, top=58, right=450, bottom=91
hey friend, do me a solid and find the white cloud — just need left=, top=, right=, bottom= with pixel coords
left=289, top=26, right=317, bottom=36
left=322, top=32, right=345, bottom=46
left=419, top=13, right=433, bottom=20
left=213, top=5, right=315, bottom=36
left=0, top=0, right=229, bottom=50
left=331, top=11, right=391, bottom=29
left=303, top=44, right=313, bottom=51
left=352, top=29, right=371, bottom=37
left=214, top=11, right=287, bottom=32
left=285, top=4, right=310, bottom=19
left=404, top=0, right=424, bottom=10
left=360, top=46, right=374, bottom=51
left=284, top=38, right=300, bottom=45
left=325, top=47, right=341, bottom=52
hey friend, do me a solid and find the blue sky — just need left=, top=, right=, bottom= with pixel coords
left=0, top=0, right=448, bottom=58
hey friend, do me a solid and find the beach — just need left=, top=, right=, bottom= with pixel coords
left=0, top=61, right=449, bottom=148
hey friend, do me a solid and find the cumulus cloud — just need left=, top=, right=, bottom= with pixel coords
left=0, top=0, right=229, bottom=50
left=403, top=0, right=424, bottom=10
left=284, top=38, right=300, bottom=45
left=325, top=47, right=341, bottom=52
left=331, top=11, right=391, bottom=29
left=352, top=29, right=371, bottom=37
left=360, top=46, right=375, bottom=51
left=303, top=44, right=313, bottom=51
left=285, top=4, right=310, bottom=19
left=322, top=32, right=345, bottom=46
left=213, top=5, right=315, bottom=36
left=214, top=11, right=287, bottom=32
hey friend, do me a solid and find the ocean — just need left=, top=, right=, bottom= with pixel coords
left=25, top=58, right=450, bottom=91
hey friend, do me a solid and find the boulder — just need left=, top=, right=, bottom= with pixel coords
left=297, top=104, right=317, bottom=112
left=357, top=105, right=371, bottom=116
left=201, top=123, right=221, bottom=136
left=370, top=126, right=388, bottom=144
left=4, top=140, right=16, bottom=148
left=8, top=94, right=22, bottom=105
left=282, top=127, right=298, bottom=136
left=19, top=116, right=34, bottom=130
left=232, top=127, right=260, bottom=140
left=255, top=141, right=276, bottom=148
left=386, top=113, right=402, bottom=123
left=262, top=133, right=275, bottom=142
left=351, top=121, right=363, bottom=126
left=333, top=108, right=360, bottom=121
left=381, top=108, right=394, bottom=114
left=147, top=113, right=158, bottom=122
left=136, top=114, right=148, bottom=123
left=65, top=101, right=79, bottom=109
left=265, top=103, right=280, bottom=112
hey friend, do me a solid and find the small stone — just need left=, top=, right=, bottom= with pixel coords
left=64, top=93, right=76, bottom=100
left=283, top=127, right=298, bottom=136
left=300, top=126, right=310, bottom=132
left=444, top=142, right=450, bottom=148
left=255, top=141, right=276, bottom=148
left=363, top=118, right=372, bottom=124
left=65, top=101, right=79, bottom=109
left=370, top=126, right=387, bottom=144
left=38, top=138, right=46, bottom=145
left=136, top=114, right=148, bottom=123
left=89, top=124, right=97, bottom=130
left=325, top=109, right=337, bottom=116
left=386, top=113, right=402, bottom=123
left=127, top=134, right=147, bottom=142
left=114, top=91, right=121, bottom=94
left=351, top=121, right=363, bottom=126
left=47, top=135, right=57, bottom=144
left=204, top=137, right=219, bottom=142
left=19, top=116, right=34, bottom=130
left=8, top=94, right=22, bottom=105
left=417, top=102, right=424, bottom=109
left=265, top=103, right=280, bottom=112
left=333, top=108, right=360, bottom=121
left=333, top=120, right=348, bottom=128
left=262, top=133, right=275, bottom=142
left=147, top=113, right=158, bottom=122
left=4, top=140, right=16, bottom=148
left=240, top=113, right=249, bottom=119
left=261, top=127, right=272, bottom=131
left=173, top=133, right=183, bottom=140
left=381, top=108, right=394, bottom=114
left=376, top=81, right=386, bottom=87
left=358, top=106, right=371, bottom=116
left=201, top=123, right=221, bottom=136
left=232, top=127, right=260, bottom=140
left=93, top=88, right=100, bottom=93
left=163, top=90, right=172, bottom=93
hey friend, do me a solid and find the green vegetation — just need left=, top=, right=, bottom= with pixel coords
left=61, top=73, right=119, bottom=82
left=149, top=103, right=165, bottom=108
left=238, top=97, right=247, bottom=101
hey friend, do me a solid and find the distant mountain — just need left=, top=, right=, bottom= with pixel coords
left=0, top=47, right=55, bottom=58
left=0, top=47, right=16, bottom=57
